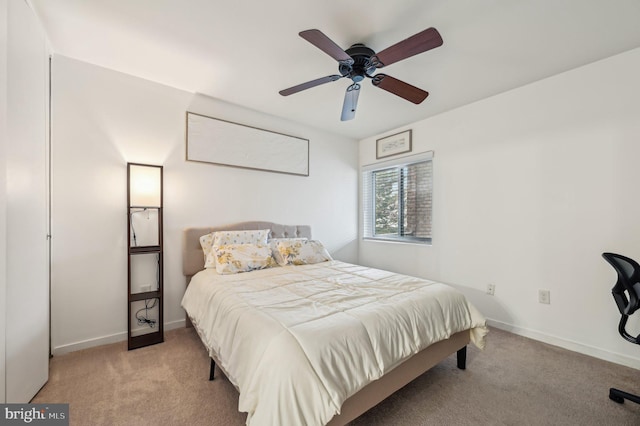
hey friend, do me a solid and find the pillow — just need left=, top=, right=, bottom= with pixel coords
left=200, top=229, right=270, bottom=269
left=199, top=232, right=216, bottom=265
left=269, top=237, right=307, bottom=265
left=213, top=229, right=270, bottom=247
left=213, top=243, right=276, bottom=274
left=275, top=239, right=333, bottom=266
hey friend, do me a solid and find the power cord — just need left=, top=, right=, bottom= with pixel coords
left=135, top=297, right=158, bottom=328
left=129, top=207, right=150, bottom=247
left=130, top=211, right=160, bottom=329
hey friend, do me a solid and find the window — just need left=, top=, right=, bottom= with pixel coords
left=362, top=152, right=433, bottom=244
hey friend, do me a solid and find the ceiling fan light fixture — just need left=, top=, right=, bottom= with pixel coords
left=341, top=83, right=360, bottom=121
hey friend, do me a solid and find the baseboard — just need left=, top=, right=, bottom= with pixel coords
left=52, top=318, right=186, bottom=356
left=487, top=318, right=640, bottom=370
left=53, top=317, right=640, bottom=369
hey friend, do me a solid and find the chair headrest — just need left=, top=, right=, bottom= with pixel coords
left=602, top=252, right=640, bottom=316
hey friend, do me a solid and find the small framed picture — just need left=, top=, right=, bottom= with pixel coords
left=376, top=130, right=412, bottom=159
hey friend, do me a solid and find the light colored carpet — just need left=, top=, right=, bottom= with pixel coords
left=33, top=327, right=640, bottom=425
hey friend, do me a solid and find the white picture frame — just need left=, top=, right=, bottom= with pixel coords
left=186, top=112, right=309, bottom=176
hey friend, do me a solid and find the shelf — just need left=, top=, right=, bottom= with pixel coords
left=129, top=290, right=160, bottom=302
left=130, top=205, right=161, bottom=209
left=128, top=163, right=164, bottom=351
left=129, top=245, right=161, bottom=254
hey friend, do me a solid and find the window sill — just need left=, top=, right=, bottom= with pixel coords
left=362, top=237, right=432, bottom=246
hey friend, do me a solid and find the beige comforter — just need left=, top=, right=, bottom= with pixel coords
left=181, top=260, right=487, bottom=426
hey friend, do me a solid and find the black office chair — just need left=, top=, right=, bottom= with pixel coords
left=602, top=252, right=640, bottom=405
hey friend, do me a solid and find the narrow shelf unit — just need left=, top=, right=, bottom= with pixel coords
left=127, top=163, right=164, bottom=350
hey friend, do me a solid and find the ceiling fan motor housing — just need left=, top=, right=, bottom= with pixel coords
left=339, top=43, right=376, bottom=82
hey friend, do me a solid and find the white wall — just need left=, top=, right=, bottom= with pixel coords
left=359, top=48, right=640, bottom=368
left=51, top=56, right=358, bottom=354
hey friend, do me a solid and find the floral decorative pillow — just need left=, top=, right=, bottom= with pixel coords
left=199, top=232, right=216, bottom=267
left=269, top=238, right=307, bottom=265
left=200, top=229, right=270, bottom=269
left=213, top=243, right=276, bottom=274
left=275, top=239, right=333, bottom=266
left=213, top=229, right=270, bottom=246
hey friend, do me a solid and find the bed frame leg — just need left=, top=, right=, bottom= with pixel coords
left=209, top=358, right=216, bottom=381
left=457, top=346, right=467, bottom=370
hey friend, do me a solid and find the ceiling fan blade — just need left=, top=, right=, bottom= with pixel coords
left=341, top=83, right=360, bottom=121
left=299, top=29, right=354, bottom=65
left=372, top=74, right=429, bottom=104
left=371, top=27, right=443, bottom=68
left=279, top=75, right=342, bottom=96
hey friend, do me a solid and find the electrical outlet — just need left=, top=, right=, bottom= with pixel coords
left=538, top=289, right=550, bottom=304
left=486, top=283, right=496, bottom=295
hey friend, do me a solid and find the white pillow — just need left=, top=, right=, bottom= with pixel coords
left=275, top=239, right=332, bottom=266
left=213, top=243, right=276, bottom=274
left=269, top=238, right=307, bottom=265
left=200, top=229, right=270, bottom=269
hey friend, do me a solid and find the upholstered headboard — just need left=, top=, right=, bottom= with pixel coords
left=182, top=221, right=312, bottom=279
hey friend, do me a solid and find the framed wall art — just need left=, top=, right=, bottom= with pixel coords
left=376, top=129, right=412, bottom=159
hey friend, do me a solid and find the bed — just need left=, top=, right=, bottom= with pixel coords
left=181, top=221, right=487, bottom=426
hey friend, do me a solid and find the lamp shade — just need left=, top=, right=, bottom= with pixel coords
left=128, top=163, right=162, bottom=207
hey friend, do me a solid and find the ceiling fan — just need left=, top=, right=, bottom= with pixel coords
left=279, top=28, right=443, bottom=121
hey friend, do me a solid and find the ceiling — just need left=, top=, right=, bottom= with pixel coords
left=30, top=0, right=640, bottom=140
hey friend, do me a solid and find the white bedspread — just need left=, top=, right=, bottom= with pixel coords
left=181, top=260, right=487, bottom=426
